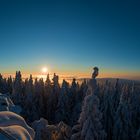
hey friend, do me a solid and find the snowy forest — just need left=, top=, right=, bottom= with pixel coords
left=0, top=67, right=140, bottom=140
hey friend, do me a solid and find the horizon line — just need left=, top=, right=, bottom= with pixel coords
left=1, top=72, right=140, bottom=81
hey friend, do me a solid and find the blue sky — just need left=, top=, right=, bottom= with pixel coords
left=0, top=0, right=140, bottom=79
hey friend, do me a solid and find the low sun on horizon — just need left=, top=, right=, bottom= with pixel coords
left=41, top=67, right=48, bottom=74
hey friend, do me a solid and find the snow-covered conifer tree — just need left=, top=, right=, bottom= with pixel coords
left=12, top=71, right=23, bottom=104
left=55, top=79, right=70, bottom=123
left=25, top=74, right=33, bottom=102
left=113, top=85, right=135, bottom=140
left=7, top=76, right=13, bottom=94
left=100, top=80, right=114, bottom=140
left=71, top=67, right=106, bottom=140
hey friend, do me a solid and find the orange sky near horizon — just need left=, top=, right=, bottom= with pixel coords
left=1, top=68, right=140, bottom=81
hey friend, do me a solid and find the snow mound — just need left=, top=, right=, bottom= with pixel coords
left=0, top=111, right=35, bottom=140
left=0, top=125, right=32, bottom=140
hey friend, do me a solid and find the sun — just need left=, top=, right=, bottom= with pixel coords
left=42, top=67, right=48, bottom=73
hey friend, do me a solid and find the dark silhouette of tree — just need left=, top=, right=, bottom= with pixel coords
left=12, top=71, right=23, bottom=104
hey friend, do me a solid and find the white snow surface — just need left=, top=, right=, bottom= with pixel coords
left=0, top=111, right=35, bottom=140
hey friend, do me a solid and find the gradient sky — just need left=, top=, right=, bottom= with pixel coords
left=0, top=0, right=140, bottom=79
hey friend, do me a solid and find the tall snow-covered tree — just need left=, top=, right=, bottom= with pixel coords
left=26, top=78, right=44, bottom=121
left=110, top=79, right=121, bottom=113
left=55, top=79, right=70, bottom=123
left=71, top=80, right=88, bottom=126
left=100, top=80, right=114, bottom=140
left=113, top=85, right=135, bottom=140
left=22, top=75, right=34, bottom=122
left=71, top=78, right=77, bottom=93
left=130, top=83, right=140, bottom=137
left=0, top=74, right=9, bottom=93
left=52, top=73, right=60, bottom=93
left=45, top=74, right=51, bottom=87
left=80, top=79, right=88, bottom=100
left=42, top=74, right=52, bottom=118
left=45, top=73, right=60, bottom=123
left=71, top=67, right=106, bottom=140
left=25, top=74, right=33, bottom=102
left=7, top=76, right=13, bottom=94
left=12, top=71, right=23, bottom=104
left=0, top=74, right=5, bottom=93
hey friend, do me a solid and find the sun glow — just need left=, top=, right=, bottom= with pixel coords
left=41, top=67, right=48, bottom=74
